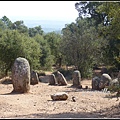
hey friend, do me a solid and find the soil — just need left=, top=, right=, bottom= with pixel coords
left=0, top=75, right=120, bottom=119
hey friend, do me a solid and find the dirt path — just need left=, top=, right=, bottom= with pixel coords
left=0, top=78, right=120, bottom=118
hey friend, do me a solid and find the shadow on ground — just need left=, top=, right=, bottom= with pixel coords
left=6, top=103, right=120, bottom=119
left=0, top=78, right=12, bottom=84
left=6, top=111, right=103, bottom=119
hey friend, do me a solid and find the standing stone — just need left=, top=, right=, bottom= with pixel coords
left=48, top=74, right=57, bottom=85
left=12, top=57, right=30, bottom=93
left=99, top=73, right=112, bottom=90
left=30, top=70, right=39, bottom=85
left=56, top=71, right=68, bottom=85
left=72, top=70, right=81, bottom=86
left=92, top=76, right=101, bottom=90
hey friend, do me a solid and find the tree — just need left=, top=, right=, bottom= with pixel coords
left=75, top=2, right=104, bottom=23
left=0, top=29, right=41, bottom=75
left=33, top=34, right=54, bottom=70
left=29, top=25, right=44, bottom=37
left=61, top=18, right=106, bottom=78
left=0, top=19, right=7, bottom=31
left=0, top=16, right=12, bottom=28
left=96, top=2, right=120, bottom=69
left=75, top=1, right=120, bottom=70
left=44, top=32, right=62, bottom=67
left=11, top=20, right=28, bottom=34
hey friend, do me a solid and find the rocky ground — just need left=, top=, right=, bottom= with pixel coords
left=0, top=76, right=120, bottom=119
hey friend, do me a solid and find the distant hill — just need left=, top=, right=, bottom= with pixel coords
left=23, top=19, right=72, bottom=34
left=3, top=16, right=76, bottom=34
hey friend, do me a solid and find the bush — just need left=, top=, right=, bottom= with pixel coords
left=107, top=79, right=120, bottom=97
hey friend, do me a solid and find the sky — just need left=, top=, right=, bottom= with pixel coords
left=0, top=1, right=79, bottom=22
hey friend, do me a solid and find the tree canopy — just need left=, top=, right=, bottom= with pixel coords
left=0, top=1, right=119, bottom=78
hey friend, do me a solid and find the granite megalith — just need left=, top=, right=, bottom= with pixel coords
left=12, top=57, right=30, bottom=93
left=72, top=70, right=81, bottom=86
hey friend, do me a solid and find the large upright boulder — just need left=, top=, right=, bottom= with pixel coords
left=56, top=71, right=68, bottom=85
left=48, top=74, right=57, bottom=85
left=92, top=76, right=101, bottom=90
left=72, top=70, right=81, bottom=86
left=12, top=57, right=30, bottom=93
left=99, top=73, right=112, bottom=90
left=30, top=70, right=39, bottom=85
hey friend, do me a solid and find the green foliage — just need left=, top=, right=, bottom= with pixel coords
left=96, top=2, right=120, bottom=69
left=115, top=57, right=120, bottom=70
left=61, top=18, right=106, bottom=78
left=74, top=1, right=120, bottom=76
left=44, top=32, right=62, bottom=67
left=0, top=5, right=119, bottom=83
left=11, top=20, right=28, bottom=34
left=22, top=36, right=41, bottom=70
left=107, top=81, right=120, bottom=97
left=29, top=25, right=44, bottom=37
left=0, top=29, right=41, bottom=75
left=0, top=19, right=7, bottom=31
left=0, top=16, right=12, bottom=29
left=33, top=34, right=54, bottom=70
left=75, top=1, right=104, bottom=26
left=0, top=60, right=7, bottom=78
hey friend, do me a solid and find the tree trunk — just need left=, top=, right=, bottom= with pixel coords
left=58, top=57, right=62, bottom=68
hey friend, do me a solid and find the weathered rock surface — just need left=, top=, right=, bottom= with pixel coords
left=92, top=76, right=101, bottom=90
left=56, top=71, right=68, bottom=85
left=99, top=73, right=112, bottom=90
left=72, top=70, right=81, bottom=86
left=30, top=71, right=39, bottom=85
left=48, top=74, right=57, bottom=85
left=51, top=92, right=68, bottom=101
left=12, top=57, right=30, bottom=93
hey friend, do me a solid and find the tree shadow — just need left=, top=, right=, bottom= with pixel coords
left=0, top=78, right=12, bottom=85
left=47, top=99, right=68, bottom=102
left=104, top=93, right=120, bottom=101
left=7, top=103, right=120, bottom=119
left=6, top=110, right=111, bottom=119
left=0, top=90, right=31, bottom=95
left=64, top=85, right=96, bottom=93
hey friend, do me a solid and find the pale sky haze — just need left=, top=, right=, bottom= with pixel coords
left=0, top=1, right=79, bottom=22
